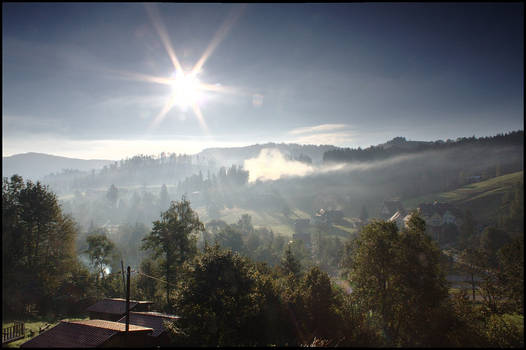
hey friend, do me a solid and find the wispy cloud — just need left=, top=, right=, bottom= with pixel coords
left=286, top=123, right=354, bottom=146
left=291, top=132, right=354, bottom=146
left=289, top=123, right=349, bottom=135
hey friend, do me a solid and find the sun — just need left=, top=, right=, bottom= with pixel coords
left=169, top=70, right=203, bottom=109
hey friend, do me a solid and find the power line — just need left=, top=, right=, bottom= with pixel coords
left=132, top=269, right=177, bottom=288
left=132, top=269, right=213, bottom=300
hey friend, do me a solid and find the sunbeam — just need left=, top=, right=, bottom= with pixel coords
left=144, top=3, right=184, bottom=73
left=191, top=5, right=247, bottom=76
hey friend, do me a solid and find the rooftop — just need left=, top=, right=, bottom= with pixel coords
left=86, top=298, right=152, bottom=315
left=20, top=320, right=152, bottom=348
left=117, top=312, right=179, bottom=337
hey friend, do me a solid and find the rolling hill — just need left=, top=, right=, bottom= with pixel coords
left=402, top=171, right=523, bottom=225
left=2, top=152, right=115, bottom=181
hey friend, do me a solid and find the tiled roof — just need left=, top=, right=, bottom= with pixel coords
left=117, top=312, right=180, bottom=338
left=20, top=321, right=117, bottom=348
left=20, top=320, right=153, bottom=348
left=69, top=319, right=153, bottom=333
left=86, top=298, right=152, bottom=315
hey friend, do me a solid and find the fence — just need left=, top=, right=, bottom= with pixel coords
left=2, top=321, right=25, bottom=344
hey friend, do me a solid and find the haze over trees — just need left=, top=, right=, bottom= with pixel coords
left=2, top=131, right=523, bottom=347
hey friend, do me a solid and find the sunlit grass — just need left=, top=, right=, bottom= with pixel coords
left=402, top=171, right=523, bottom=208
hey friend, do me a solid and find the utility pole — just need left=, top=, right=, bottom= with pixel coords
left=126, top=266, right=130, bottom=334
left=121, top=260, right=126, bottom=296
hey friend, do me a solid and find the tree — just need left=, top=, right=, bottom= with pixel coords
left=215, top=225, right=245, bottom=254
left=159, top=184, right=170, bottom=210
left=85, top=233, right=116, bottom=282
left=141, top=196, right=203, bottom=312
left=106, top=184, right=119, bottom=207
left=237, top=214, right=254, bottom=234
left=496, top=236, right=524, bottom=313
left=168, top=244, right=284, bottom=346
left=2, top=175, right=78, bottom=317
left=479, top=226, right=510, bottom=268
left=459, top=210, right=476, bottom=249
left=342, top=215, right=449, bottom=346
left=281, top=244, right=301, bottom=280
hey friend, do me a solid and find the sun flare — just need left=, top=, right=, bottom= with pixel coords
left=170, top=71, right=203, bottom=109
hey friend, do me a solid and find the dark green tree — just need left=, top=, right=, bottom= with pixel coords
left=281, top=244, right=301, bottom=280
left=496, top=236, right=524, bottom=313
left=215, top=225, right=245, bottom=254
left=342, top=215, right=449, bottom=346
left=479, top=226, right=510, bottom=267
left=168, top=244, right=284, bottom=346
left=2, top=175, right=78, bottom=317
left=141, top=196, right=203, bottom=311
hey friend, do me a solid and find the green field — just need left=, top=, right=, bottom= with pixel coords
left=402, top=171, right=523, bottom=224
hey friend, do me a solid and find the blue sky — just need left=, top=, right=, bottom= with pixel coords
left=2, top=3, right=523, bottom=159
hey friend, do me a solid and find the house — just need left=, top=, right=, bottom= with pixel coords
left=87, top=298, right=153, bottom=322
left=418, top=202, right=463, bottom=227
left=388, top=210, right=413, bottom=230
left=380, top=200, right=406, bottom=220
left=20, top=319, right=154, bottom=348
left=117, top=311, right=179, bottom=347
left=416, top=201, right=463, bottom=243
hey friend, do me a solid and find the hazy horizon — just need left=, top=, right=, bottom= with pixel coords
left=3, top=3, right=524, bottom=160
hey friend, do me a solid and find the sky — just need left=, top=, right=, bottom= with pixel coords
left=2, top=3, right=524, bottom=160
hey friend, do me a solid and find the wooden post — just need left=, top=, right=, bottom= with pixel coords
left=121, top=260, right=126, bottom=296
left=126, top=266, right=130, bottom=333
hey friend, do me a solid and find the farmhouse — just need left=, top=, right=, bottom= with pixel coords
left=416, top=201, right=463, bottom=243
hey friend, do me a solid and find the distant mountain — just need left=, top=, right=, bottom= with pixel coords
left=2, top=152, right=115, bottom=181
left=197, top=143, right=339, bottom=167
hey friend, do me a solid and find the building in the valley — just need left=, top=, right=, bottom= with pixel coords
left=86, top=298, right=153, bottom=322
left=388, top=210, right=413, bottom=230
left=416, top=201, right=463, bottom=243
left=20, top=319, right=154, bottom=348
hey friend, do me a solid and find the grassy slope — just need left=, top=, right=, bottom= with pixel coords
left=402, top=171, right=523, bottom=224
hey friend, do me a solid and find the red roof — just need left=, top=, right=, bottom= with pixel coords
left=86, top=298, right=152, bottom=315
left=117, top=312, right=179, bottom=337
left=20, top=321, right=116, bottom=348
left=20, top=320, right=152, bottom=348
